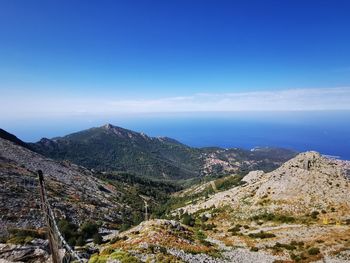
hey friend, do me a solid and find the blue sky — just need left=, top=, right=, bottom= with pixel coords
left=1, top=0, right=350, bottom=119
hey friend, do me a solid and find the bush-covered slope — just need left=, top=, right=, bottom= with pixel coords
left=30, top=124, right=203, bottom=180
left=29, top=124, right=297, bottom=182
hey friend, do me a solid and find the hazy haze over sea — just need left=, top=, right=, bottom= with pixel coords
left=2, top=111, right=350, bottom=160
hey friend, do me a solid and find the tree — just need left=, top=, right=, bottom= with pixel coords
left=93, top=233, right=103, bottom=245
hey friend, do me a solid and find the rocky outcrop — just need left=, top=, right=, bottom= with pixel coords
left=0, top=240, right=50, bottom=263
left=182, top=151, right=350, bottom=217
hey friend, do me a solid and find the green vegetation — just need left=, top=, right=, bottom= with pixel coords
left=88, top=254, right=108, bottom=263
left=194, top=229, right=211, bottom=246
left=30, top=125, right=296, bottom=183
left=248, top=231, right=276, bottom=239
left=251, top=212, right=295, bottom=223
left=158, top=175, right=244, bottom=215
left=310, top=211, right=319, bottom=219
left=58, top=219, right=102, bottom=246
left=211, top=175, right=245, bottom=192
left=273, top=242, right=296, bottom=251
left=5, top=229, right=46, bottom=245
left=228, top=224, right=242, bottom=235
left=31, top=125, right=203, bottom=181
left=88, top=249, right=141, bottom=263
left=308, top=247, right=320, bottom=255
left=109, top=250, right=140, bottom=263
left=181, top=213, right=195, bottom=227
left=95, top=171, right=181, bottom=230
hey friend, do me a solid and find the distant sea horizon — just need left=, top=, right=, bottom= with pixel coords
left=2, top=111, right=350, bottom=160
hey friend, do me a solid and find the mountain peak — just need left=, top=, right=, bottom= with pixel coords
left=103, top=123, right=115, bottom=130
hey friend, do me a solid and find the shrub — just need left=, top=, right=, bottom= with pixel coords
left=93, top=233, right=103, bottom=245
left=58, top=219, right=79, bottom=241
left=76, top=236, right=85, bottom=246
left=119, top=223, right=131, bottom=232
left=68, top=237, right=76, bottom=247
left=195, top=229, right=207, bottom=241
left=6, top=229, right=46, bottom=245
left=228, top=225, right=241, bottom=235
left=110, top=250, right=140, bottom=263
left=248, top=231, right=276, bottom=239
left=110, top=235, right=128, bottom=244
left=200, top=214, right=209, bottom=222
left=290, top=253, right=302, bottom=262
left=88, top=255, right=108, bottom=263
left=273, top=242, right=296, bottom=250
left=81, top=221, right=99, bottom=239
left=251, top=213, right=295, bottom=223
left=159, top=246, right=167, bottom=254
left=310, top=211, right=319, bottom=219
left=182, top=213, right=195, bottom=227
left=202, top=223, right=216, bottom=230
left=278, top=215, right=295, bottom=223
left=308, top=247, right=320, bottom=255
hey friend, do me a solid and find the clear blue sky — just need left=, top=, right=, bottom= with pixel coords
left=1, top=0, right=350, bottom=95
left=1, top=0, right=350, bottom=121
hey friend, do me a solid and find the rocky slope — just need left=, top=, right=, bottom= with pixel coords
left=0, top=135, right=176, bottom=232
left=90, top=219, right=288, bottom=263
left=162, top=152, right=350, bottom=262
left=181, top=151, right=350, bottom=218
left=0, top=137, right=126, bottom=232
left=0, top=135, right=179, bottom=262
left=84, top=152, right=350, bottom=263
left=29, top=124, right=297, bottom=182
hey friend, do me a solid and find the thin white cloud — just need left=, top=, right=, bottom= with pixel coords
left=1, top=87, right=350, bottom=119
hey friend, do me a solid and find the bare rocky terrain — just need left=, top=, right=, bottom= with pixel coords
left=182, top=151, right=350, bottom=218
left=0, top=137, right=125, bottom=232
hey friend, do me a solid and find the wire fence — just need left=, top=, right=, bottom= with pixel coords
left=38, top=170, right=84, bottom=263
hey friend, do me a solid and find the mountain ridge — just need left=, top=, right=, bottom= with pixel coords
left=28, top=124, right=297, bottom=182
left=181, top=151, right=350, bottom=217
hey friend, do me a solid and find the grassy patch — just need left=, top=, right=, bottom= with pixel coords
left=6, top=228, right=46, bottom=245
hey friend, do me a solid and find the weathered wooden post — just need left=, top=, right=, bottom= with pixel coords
left=38, top=170, right=60, bottom=263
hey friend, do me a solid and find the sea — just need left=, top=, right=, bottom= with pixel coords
left=2, top=111, right=350, bottom=160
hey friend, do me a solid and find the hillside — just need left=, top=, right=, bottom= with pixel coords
left=80, top=152, right=350, bottom=263
left=30, top=124, right=203, bottom=181
left=29, top=124, right=297, bottom=182
left=181, top=151, right=350, bottom=217
left=162, top=152, right=350, bottom=262
left=0, top=136, right=179, bottom=261
left=1, top=130, right=350, bottom=262
left=0, top=128, right=31, bottom=150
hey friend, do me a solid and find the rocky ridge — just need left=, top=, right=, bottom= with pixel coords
left=182, top=151, right=350, bottom=218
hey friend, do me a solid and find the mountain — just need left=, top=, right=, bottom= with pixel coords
left=29, top=124, right=297, bottom=182
left=1, top=127, right=350, bottom=262
left=30, top=124, right=203, bottom=181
